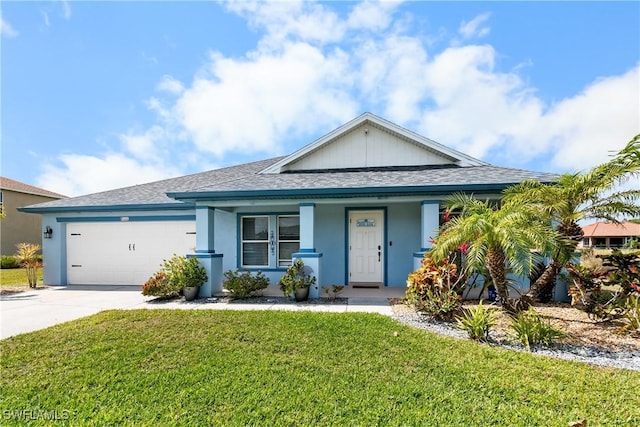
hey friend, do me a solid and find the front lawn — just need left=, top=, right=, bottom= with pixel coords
left=1, top=310, right=638, bottom=425
left=0, top=268, right=42, bottom=287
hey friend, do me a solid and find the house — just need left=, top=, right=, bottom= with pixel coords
left=580, top=221, right=640, bottom=250
left=20, top=113, right=557, bottom=298
left=0, top=177, right=66, bottom=256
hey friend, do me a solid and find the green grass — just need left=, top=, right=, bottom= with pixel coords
left=0, top=268, right=42, bottom=287
left=1, top=310, right=638, bottom=426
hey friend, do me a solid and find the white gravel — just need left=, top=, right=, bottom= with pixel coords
left=391, top=313, right=640, bottom=372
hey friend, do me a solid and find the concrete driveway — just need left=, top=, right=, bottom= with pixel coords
left=1, top=286, right=149, bottom=340
left=1, top=285, right=400, bottom=340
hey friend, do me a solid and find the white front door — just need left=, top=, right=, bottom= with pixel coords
left=348, top=210, right=384, bottom=285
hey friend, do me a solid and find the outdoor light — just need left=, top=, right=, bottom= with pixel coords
left=270, top=230, right=275, bottom=255
left=43, top=226, right=53, bottom=239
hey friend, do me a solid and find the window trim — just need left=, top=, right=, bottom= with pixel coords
left=277, top=215, right=300, bottom=267
left=240, top=215, right=270, bottom=268
left=238, top=213, right=300, bottom=270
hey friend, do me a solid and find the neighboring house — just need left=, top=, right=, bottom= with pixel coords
left=21, top=113, right=557, bottom=297
left=0, top=177, right=66, bottom=256
left=580, top=221, right=640, bottom=249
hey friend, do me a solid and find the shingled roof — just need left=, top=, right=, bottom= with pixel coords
left=0, top=176, right=66, bottom=199
left=21, top=156, right=558, bottom=212
left=19, top=113, right=560, bottom=213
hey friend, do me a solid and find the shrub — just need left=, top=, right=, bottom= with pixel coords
left=509, top=308, right=566, bottom=351
left=142, top=255, right=207, bottom=298
left=142, top=272, right=178, bottom=298
left=279, top=259, right=316, bottom=297
left=15, top=243, right=42, bottom=288
left=405, top=253, right=463, bottom=321
left=621, top=292, right=640, bottom=333
left=456, top=301, right=498, bottom=342
left=1, top=255, right=20, bottom=269
left=322, top=285, right=345, bottom=300
left=162, top=255, right=208, bottom=289
left=223, top=270, right=269, bottom=299
left=567, top=251, right=640, bottom=321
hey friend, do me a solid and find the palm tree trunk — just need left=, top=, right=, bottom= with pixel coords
left=486, top=248, right=517, bottom=312
left=524, top=260, right=558, bottom=301
left=525, top=220, right=583, bottom=302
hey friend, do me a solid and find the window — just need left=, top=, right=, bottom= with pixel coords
left=241, top=216, right=269, bottom=266
left=240, top=215, right=300, bottom=268
left=278, top=216, right=300, bottom=267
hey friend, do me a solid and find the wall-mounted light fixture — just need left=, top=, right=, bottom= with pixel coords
left=43, top=226, right=53, bottom=239
left=269, top=230, right=275, bottom=255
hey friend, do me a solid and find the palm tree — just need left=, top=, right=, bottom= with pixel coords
left=504, top=134, right=640, bottom=302
left=430, top=194, right=558, bottom=313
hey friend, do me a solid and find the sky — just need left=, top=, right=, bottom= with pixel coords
left=1, top=1, right=639, bottom=198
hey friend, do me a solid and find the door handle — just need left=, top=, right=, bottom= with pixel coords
left=129, top=244, right=131, bottom=251
left=378, top=251, right=381, bottom=262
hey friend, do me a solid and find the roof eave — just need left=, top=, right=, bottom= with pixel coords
left=167, top=183, right=524, bottom=202
left=18, top=202, right=193, bottom=214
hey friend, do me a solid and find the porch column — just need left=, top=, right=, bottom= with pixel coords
left=294, top=203, right=322, bottom=299
left=413, top=200, right=441, bottom=269
left=190, top=206, right=223, bottom=298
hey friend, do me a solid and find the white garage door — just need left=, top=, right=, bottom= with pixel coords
left=67, top=221, right=196, bottom=286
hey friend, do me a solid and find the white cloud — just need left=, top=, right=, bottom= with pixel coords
left=156, top=75, right=185, bottom=95
left=39, top=153, right=181, bottom=197
left=60, top=0, right=72, bottom=20
left=1, top=15, right=18, bottom=38
left=543, top=67, right=640, bottom=171
left=174, top=42, right=357, bottom=157
left=459, top=12, right=491, bottom=39
left=38, top=2, right=639, bottom=197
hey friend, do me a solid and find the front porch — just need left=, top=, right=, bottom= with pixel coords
left=256, top=284, right=407, bottom=300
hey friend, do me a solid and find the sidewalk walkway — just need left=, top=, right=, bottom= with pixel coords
left=1, top=285, right=406, bottom=340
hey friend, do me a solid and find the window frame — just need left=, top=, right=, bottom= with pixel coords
left=277, top=215, right=300, bottom=267
left=238, top=213, right=300, bottom=270
left=240, top=215, right=270, bottom=268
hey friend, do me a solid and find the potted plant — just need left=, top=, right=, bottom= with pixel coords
left=279, top=259, right=316, bottom=302
left=160, top=255, right=208, bottom=301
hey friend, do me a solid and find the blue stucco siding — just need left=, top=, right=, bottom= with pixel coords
left=314, top=204, right=346, bottom=285
left=386, top=203, right=421, bottom=286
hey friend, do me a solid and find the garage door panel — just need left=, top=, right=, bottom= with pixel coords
left=67, top=221, right=196, bottom=286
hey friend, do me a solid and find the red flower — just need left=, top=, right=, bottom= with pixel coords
left=458, top=242, right=469, bottom=254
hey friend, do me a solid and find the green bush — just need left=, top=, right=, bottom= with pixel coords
left=223, top=270, right=269, bottom=299
left=509, top=308, right=566, bottom=351
left=405, top=253, right=463, bottom=321
left=142, top=255, right=207, bottom=298
left=278, top=259, right=316, bottom=297
left=456, top=301, right=498, bottom=342
left=1, top=255, right=20, bottom=269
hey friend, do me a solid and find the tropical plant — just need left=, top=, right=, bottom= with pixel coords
left=430, top=194, right=558, bottom=313
left=621, top=291, right=640, bottom=333
left=162, top=255, right=208, bottom=289
left=405, top=252, right=464, bottom=320
left=142, top=255, right=207, bottom=298
left=456, top=301, right=498, bottom=342
left=223, top=269, right=269, bottom=299
left=278, top=259, right=316, bottom=297
left=15, top=243, right=41, bottom=288
left=142, top=272, right=177, bottom=298
left=504, top=134, right=640, bottom=302
left=509, top=308, right=567, bottom=350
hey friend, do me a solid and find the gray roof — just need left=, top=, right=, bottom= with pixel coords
left=21, top=156, right=559, bottom=212
left=20, top=157, right=283, bottom=212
